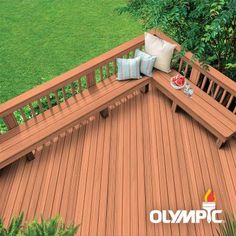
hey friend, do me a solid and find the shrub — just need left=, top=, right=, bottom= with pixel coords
left=217, top=213, right=236, bottom=236
left=0, top=213, right=79, bottom=236
left=119, top=0, right=236, bottom=80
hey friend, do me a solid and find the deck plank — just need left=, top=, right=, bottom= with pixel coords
left=142, top=92, right=155, bottom=236
left=89, top=117, right=105, bottom=235
left=97, top=115, right=112, bottom=235
left=34, top=142, right=57, bottom=217
left=155, top=92, right=172, bottom=236
left=148, top=88, right=162, bottom=236
left=80, top=118, right=99, bottom=236
left=60, top=129, right=80, bottom=220
left=105, top=108, right=118, bottom=236
left=165, top=96, right=187, bottom=236
left=122, top=98, right=131, bottom=236
left=42, top=137, right=65, bottom=218
left=51, top=132, right=73, bottom=216
left=74, top=120, right=94, bottom=236
left=130, top=97, right=139, bottom=236
left=136, top=94, right=147, bottom=236
left=66, top=126, right=86, bottom=223
left=114, top=105, right=124, bottom=235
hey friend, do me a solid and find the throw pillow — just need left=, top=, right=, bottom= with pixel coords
left=116, top=57, right=141, bottom=80
left=144, top=32, right=176, bottom=73
left=134, top=49, right=156, bottom=76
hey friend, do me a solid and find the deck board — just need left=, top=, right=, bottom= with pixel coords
left=0, top=86, right=235, bottom=236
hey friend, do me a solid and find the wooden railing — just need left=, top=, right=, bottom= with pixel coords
left=0, top=29, right=235, bottom=134
left=153, top=29, right=236, bottom=114
left=0, top=34, right=145, bottom=133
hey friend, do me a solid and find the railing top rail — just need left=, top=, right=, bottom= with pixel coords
left=0, top=34, right=144, bottom=117
left=153, top=29, right=236, bottom=96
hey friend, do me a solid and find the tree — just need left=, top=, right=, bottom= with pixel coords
left=119, top=0, right=236, bottom=80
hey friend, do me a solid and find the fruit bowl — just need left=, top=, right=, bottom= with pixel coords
left=170, top=74, right=186, bottom=90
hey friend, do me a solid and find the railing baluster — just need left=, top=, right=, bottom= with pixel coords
left=87, top=71, right=96, bottom=88
left=184, top=63, right=189, bottom=77
left=201, top=76, right=208, bottom=90
left=46, top=95, right=52, bottom=108
left=178, top=59, right=183, bottom=73
left=189, top=68, right=200, bottom=85
left=62, top=87, right=67, bottom=100
left=113, top=61, right=117, bottom=74
left=106, top=64, right=110, bottom=78
left=29, top=103, right=36, bottom=117
left=78, top=78, right=82, bottom=92
left=70, top=82, right=75, bottom=96
left=132, top=50, right=136, bottom=57
left=220, top=90, right=227, bottom=104
left=19, top=108, right=27, bottom=122
left=54, top=91, right=60, bottom=104
left=37, top=99, right=44, bottom=113
left=99, top=67, right=103, bottom=80
left=213, top=85, right=220, bottom=99
left=226, top=95, right=233, bottom=109
left=207, top=80, right=214, bottom=95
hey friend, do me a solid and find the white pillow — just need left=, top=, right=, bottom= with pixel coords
left=144, top=32, right=176, bottom=73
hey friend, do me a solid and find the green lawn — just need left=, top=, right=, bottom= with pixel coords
left=0, top=0, right=142, bottom=104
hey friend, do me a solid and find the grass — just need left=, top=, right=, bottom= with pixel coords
left=0, top=0, right=142, bottom=104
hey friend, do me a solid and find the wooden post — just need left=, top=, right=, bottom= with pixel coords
left=140, top=84, right=149, bottom=94
left=87, top=71, right=96, bottom=88
left=216, top=138, right=224, bottom=149
left=171, top=102, right=178, bottom=112
left=100, top=108, right=109, bottom=119
left=3, top=113, right=18, bottom=130
left=3, top=113, right=36, bottom=162
left=189, top=68, right=200, bottom=85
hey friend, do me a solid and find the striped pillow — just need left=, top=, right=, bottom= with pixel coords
left=116, top=57, right=141, bottom=80
left=134, top=49, right=156, bottom=77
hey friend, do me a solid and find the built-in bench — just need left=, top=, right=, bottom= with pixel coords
left=0, top=34, right=149, bottom=170
left=0, top=29, right=235, bottom=170
left=152, top=70, right=236, bottom=148
left=0, top=75, right=150, bottom=169
left=150, top=30, right=236, bottom=148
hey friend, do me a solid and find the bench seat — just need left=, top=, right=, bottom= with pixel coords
left=152, top=69, right=236, bottom=148
left=0, top=75, right=150, bottom=169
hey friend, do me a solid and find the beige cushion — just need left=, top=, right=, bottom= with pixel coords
left=144, top=32, right=176, bottom=73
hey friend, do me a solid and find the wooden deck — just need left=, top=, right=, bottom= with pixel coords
left=0, top=86, right=235, bottom=236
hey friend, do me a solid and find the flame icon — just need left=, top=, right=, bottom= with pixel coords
left=204, top=189, right=216, bottom=202
left=202, top=189, right=217, bottom=223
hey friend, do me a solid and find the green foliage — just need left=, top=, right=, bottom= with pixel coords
left=0, top=218, right=7, bottom=236
left=119, top=0, right=236, bottom=80
left=217, top=214, right=236, bottom=236
left=6, top=213, right=24, bottom=236
left=0, top=214, right=24, bottom=236
left=0, top=214, right=79, bottom=236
